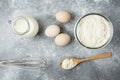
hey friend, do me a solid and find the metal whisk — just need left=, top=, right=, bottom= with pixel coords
left=0, top=57, right=47, bottom=71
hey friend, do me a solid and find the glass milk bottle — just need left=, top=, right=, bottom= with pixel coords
left=11, top=16, right=39, bottom=38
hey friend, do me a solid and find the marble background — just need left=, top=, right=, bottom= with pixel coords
left=0, top=0, right=120, bottom=80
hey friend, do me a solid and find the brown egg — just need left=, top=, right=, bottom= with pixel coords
left=45, top=25, right=60, bottom=37
left=55, top=33, right=71, bottom=46
left=55, top=11, right=71, bottom=23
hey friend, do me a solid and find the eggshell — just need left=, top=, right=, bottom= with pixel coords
left=45, top=25, right=60, bottom=37
left=55, top=11, right=71, bottom=23
left=55, top=33, right=71, bottom=46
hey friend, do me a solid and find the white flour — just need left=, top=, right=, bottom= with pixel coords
left=61, top=59, right=76, bottom=70
left=77, top=14, right=111, bottom=48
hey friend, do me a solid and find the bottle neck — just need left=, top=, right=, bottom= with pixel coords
left=12, top=16, right=30, bottom=35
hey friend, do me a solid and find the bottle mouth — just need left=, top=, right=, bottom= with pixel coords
left=11, top=16, right=30, bottom=35
left=74, top=13, right=114, bottom=49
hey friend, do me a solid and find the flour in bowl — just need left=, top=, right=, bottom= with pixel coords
left=76, top=14, right=111, bottom=48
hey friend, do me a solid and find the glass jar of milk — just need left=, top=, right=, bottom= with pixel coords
left=11, top=16, right=39, bottom=38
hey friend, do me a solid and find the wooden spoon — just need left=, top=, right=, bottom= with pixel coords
left=60, top=52, right=112, bottom=70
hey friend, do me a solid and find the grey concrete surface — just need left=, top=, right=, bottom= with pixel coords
left=0, top=0, right=120, bottom=80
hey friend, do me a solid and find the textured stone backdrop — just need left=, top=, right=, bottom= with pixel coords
left=0, top=0, right=120, bottom=80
